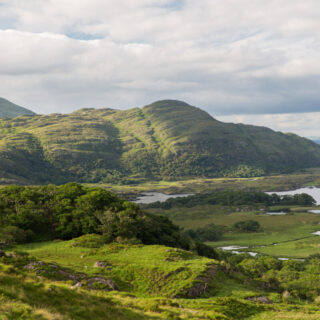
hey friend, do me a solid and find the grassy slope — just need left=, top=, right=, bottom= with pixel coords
left=2, top=241, right=320, bottom=319
left=16, top=241, right=217, bottom=298
left=0, top=97, right=35, bottom=118
left=1, top=100, right=320, bottom=184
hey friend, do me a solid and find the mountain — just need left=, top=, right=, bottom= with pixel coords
left=0, top=99, right=320, bottom=184
left=0, top=97, right=35, bottom=118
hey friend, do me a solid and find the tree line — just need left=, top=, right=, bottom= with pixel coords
left=0, top=183, right=217, bottom=258
left=147, top=190, right=316, bottom=209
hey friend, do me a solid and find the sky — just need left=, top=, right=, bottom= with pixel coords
left=0, top=0, right=320, bottom=137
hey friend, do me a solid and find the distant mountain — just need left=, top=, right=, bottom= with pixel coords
left=0, top=99, right=320, bottom=184
left=0, top=97, right=35, bottom=118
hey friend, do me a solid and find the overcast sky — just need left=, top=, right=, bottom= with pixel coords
left=1, top=0, right=320, bottom=137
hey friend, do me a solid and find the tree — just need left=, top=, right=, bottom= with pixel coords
left=234, top=220, right=260, bottom=232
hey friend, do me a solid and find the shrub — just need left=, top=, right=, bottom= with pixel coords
left=234, top=220, right=260, bottom=232
left=185, top=224, right=224, bottom=242
left=0, top=226, right=31, bottom=245
left=72, top=234, right=105, bottom=248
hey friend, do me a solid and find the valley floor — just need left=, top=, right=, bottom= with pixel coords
left=93, top=167, right=320, bottom=195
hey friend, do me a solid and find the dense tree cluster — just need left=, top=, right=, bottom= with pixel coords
left=147, top=190, right=316, bottom=209
left=0, top=183, right=217, bottom=258
left=234, top=220, right=261, bottom=232
left=229, top=255, right=320, bottom=300
left=184, top=224, right=224, bottom=242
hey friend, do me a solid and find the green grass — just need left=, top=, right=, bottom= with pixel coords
left=94, top=167, right=320, bottom=196
left=148, top=203, right=320, bottom=258
left=251, top=237, right=320, bottom=258
left=15, top=241, right=217, bottom=297
left=3, top=240, right=320, bottom=319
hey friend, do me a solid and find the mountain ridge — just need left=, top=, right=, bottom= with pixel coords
left=0, top=99, right=319, bottom=184
left=0, top=97, right=35, bottom=118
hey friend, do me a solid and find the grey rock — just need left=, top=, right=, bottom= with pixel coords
left=87, top=277, right=118, bottom=291
left=24, top=261, right=45, bottom=270
left=246, top=296, right=272, bottom=304
left=94, top=261, right=109, bottom=268
left=71, top=282, right=82, bottom=289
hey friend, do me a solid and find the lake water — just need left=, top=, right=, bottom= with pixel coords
left=267, top=187, right=320, bottom=205
left=308, top=210, right=320, bottom=214
left=265, top=212, right=287, bottom=215
left=133, top=192, right=193, bottom=204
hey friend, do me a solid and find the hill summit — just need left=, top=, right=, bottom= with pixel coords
left=0, top=99, right=320, bottom=184
left=0, top=97, right=35, bottom=118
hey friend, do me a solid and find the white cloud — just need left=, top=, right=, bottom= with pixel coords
left=0, top=1, right=320, bottom=135
left=217, top=112, right=320, bottom=138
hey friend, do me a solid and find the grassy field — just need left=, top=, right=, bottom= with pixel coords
left=147, top=204, right=320, bottom=258
left=2, top=240, right=320, bottom=319
left=92, top=167, right=320, bottom=196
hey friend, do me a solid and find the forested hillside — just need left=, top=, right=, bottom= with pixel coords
left=1, top=99, right=320, bottom=184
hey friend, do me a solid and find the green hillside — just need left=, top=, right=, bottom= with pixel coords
left=3, top=241, right=320, bottom=319
left=0, top=99, right=320, bottom=184
left=0, top=97, right=35, bottom=118
left=2, top=184, right=320, bottom=319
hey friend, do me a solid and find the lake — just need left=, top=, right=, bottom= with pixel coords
left=133, top=192, right=193, bottom=204
left=267, top=187, right=320, bottom=205
left=265, top=212, right=287, bottom=215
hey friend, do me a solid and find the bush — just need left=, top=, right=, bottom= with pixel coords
left=72, top=234, right=105, bottom=248
left=234, top=220, right=260, bottom=232
left=0, top=226, right=31, bottom=245
left=185, top=224, right=224, bottom=242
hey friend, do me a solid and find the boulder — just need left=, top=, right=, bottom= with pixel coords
left=71, top=282, right=83, bottom=290
left=246, top=296, right=272, bottom=304
left=87, top=277, right=118, bottom=291
left=94, top=261, right=109, bottom=268
left=24, top=261, right=45, bottom=270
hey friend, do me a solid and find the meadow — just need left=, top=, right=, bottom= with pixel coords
left=146, top=203, right=320, bottom=258
left=94, top=167, right=320, bottom=196
left=3, top=239, right=320, bottom=319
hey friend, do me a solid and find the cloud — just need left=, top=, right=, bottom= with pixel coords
left=0, top=0, right=320, bottom=136
left=217, top=112, right=320, bottom=138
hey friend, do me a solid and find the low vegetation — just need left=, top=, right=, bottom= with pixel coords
left=2, top=239, right=320, bottom=319
left=143, top=190, right=320, bottom=258
left=146, top=190, right=315, bottom=209
left=234, top=220, right=261, bottom=232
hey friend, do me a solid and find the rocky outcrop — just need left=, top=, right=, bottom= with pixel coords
left=246, top=296, right=272, bottom=304
left=22, top=259, right=118, bottom=292
left=174, top=263, right=220, bottom=298
left=93, top=261, right=112, bottom=269
left=87, top=277, right=118, bottom=291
